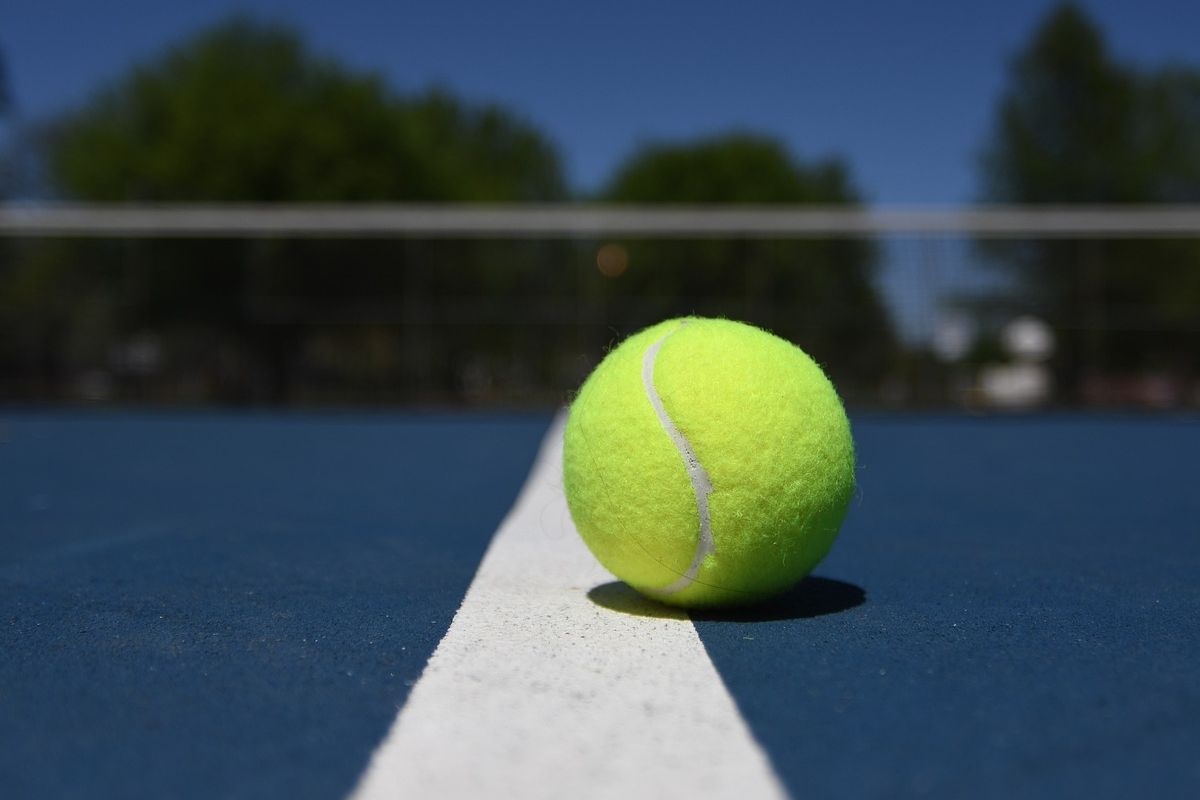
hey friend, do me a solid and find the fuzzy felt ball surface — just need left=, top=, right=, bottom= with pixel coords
left=563, top=317, right=856, bottom=608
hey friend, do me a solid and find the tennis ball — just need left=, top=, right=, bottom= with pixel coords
left=563, top=317, right=855, bottom=608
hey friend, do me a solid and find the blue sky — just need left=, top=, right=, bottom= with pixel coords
left=5, top=0, right=1199, bottom=203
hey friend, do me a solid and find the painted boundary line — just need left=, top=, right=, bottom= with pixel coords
left=3, top=204, right=1200, bottom=238
left=350, top=416, right=785, bottom=800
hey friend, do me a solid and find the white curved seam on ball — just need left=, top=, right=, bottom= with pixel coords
left=641, top=320, right=715, bottom=596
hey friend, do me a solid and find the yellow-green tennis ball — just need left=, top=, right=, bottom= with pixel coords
left=563, top=317, right=855, bottom=608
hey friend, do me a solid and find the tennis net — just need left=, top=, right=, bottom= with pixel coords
left=2, top=204, right=1198, bottom=410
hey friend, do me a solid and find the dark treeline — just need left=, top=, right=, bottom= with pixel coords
left=1, top=3, right=1199, bottom=408
left=976, top=4, right=1200, bottom=405
left=0, top=18, right=889, bottom=406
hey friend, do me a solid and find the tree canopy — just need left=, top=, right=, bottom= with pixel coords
left=3, top=19, right=570, bottom=403
left=982, top=4, right=1200, bottom=204
left=4, top=21, right=899, bottom=404
left=606, top=135, right=856, bottom=205
left=600, top=135, right=895, bottom=396
left=47, top=19, right=564, bottom=203
left=978, top=3, right=1200, bottom=388
left=0, top=49, right=10, bottom=116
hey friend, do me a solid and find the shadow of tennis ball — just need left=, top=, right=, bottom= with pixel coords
left=588, top=576, right=865, bottom=622
left=586, top=581, right=688, bottom=619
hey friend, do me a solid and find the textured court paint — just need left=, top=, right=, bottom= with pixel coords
left=8, top=412, right=1194, bottom=800
left=0, top=412, right=548, bottom=800
left=695, top=416, right=1200, bottom=800
left=351, top=417, right=786, bottom=800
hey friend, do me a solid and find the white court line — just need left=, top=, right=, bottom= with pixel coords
left=350, top=415, right=786, bottom=800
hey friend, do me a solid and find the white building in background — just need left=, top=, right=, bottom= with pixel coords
left=978, top=316, right=1056, bottom=409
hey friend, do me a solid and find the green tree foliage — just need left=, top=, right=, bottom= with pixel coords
left=4, top=19, right=568, bottom=402
left=0, top=47, right=13, bottom=195
left=979, top=3, right=1200, bottom=390
left=48, top=21, right=563, bottom=202
left=0, top=48, right=10, bottom=116
left=599, top=134, right=895, bottom=397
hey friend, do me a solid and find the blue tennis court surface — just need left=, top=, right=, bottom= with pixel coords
left=0, top=413, right=548, bottom=799
left=2, top=412, right=1198, bottom=798
left=697, top=416, right=1200, bottom=797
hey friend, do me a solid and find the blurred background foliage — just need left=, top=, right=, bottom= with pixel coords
left=600, top=136, right=895, bottom=393
left=1, top=3, right=1199, bottom=408
left=977, top=5, right=1200, bottom=403
left=3, top=20, right=573, bottom=403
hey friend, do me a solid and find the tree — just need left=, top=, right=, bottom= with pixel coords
left=0, top=47, right=13, bottom=195
left=47, top=21, right=564, bottom=203
left=982, top=5, right=1140, bottom=204
left=5, top=18, right=568, bottom=403
left=0, top=47, right=10, bottom=116
left=978, top=3, right=1200, bottom=397
left=599, top=134, right=896, bottom=399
